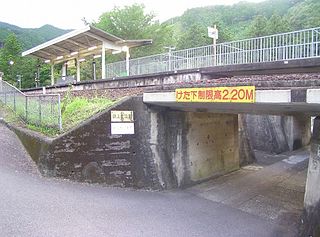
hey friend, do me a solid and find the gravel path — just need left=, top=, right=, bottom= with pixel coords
left=0, top=122, right=40, bottom=176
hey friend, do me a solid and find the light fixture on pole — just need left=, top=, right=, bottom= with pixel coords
left=8, top=60, right=14, bottom=80
left=92, top=60, right=96, bottom=80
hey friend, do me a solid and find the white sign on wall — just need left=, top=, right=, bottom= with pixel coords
left=111, top=111, right=134, bottom=122
left=111, top=123, right=135, bottom=135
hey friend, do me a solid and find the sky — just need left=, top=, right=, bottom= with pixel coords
left=1, top=0, right=265, bottom=29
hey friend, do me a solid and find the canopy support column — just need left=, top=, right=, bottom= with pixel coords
left=51, top=64, right=55, bottom=86
left=126, top=49, right=130, bottom=76
left=62, top=62, right=67, bottom=79
left=102, top=42, right=106, bottom=79
left=76, top=58, right=81, bottom=82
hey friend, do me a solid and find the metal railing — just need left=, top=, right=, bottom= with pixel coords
left=0, top=80, right=62, bottom=130
left=106, top=27, right=320, bottom=78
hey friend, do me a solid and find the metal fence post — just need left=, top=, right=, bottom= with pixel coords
left=311, top=30, right=315, bottom=57
left=13, top=91, right=16, bottom=112
left=39, top=96, right=42, bottom=126
left=58, top=94, right=62, bottom=131
left=25, top=96, right=28, bottom=122
left=1, top=80, right=62, bottom=129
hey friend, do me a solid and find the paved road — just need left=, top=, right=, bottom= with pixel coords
left=0, top=123, right=296, bottom=237
left=187, top=149, right=308, bottom=234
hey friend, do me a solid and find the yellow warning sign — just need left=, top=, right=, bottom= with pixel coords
left=175, top=86, right=255, bottom=103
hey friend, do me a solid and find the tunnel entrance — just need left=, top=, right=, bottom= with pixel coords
left=161, top=108, right=311, bottom=188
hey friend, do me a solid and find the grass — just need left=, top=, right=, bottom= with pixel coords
left=0, top=102, right=22, bottom=124
left=61, top=97, right=116, bottom=131
left=27, top=124, right=61, bottom=137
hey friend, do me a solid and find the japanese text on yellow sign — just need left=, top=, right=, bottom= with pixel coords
left=175, top=86, right=255, bottom=103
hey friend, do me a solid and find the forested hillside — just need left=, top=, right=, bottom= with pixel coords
left=0, top=22, right=70, bottom=50
left=169, top=0, right=320, bottom=49
left=0, top=0, right=319, bottom=88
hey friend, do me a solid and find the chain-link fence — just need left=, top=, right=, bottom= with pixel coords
left=106, top=26, right=320, bottom=78
left=0, top=79, right=62, bottom=130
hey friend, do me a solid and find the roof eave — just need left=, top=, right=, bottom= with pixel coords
left=22, top=25, right=92, bottom=57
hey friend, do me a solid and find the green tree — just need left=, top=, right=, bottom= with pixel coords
left=286, top=0, right=320, bottom=29
left=246, top=15, right=269, bottom=37
left=0, top=33, right=23, bottom=84
left=177, top=23, right=211, bottom=50
left=267, top=14, right=291, bottom=34
left=0, top=33, right=51, bottom=89
left=94, top=4, right=174, bottom=59
left=212, top=21, right=234, bottom=43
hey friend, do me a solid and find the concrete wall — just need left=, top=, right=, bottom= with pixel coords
left=187, top=113, right=239, bottom=182
left=11, top=97, right=164, bottom=189
left=301, top=116, right=320, bottom=236
left=241, top=114, right=311, bottom=154
left=156, top=111, right=239, bottom=187
left=11, top=96, right=240, bottom=190
left=11, top=92, right=312, bottom=191
left=239, top=115, right=255, bottom=166
left=23, top=72, right=320, bottom=98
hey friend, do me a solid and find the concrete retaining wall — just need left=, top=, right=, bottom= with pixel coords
left=9, top=95, right=311, bottom=190
left=152, top=110, right=239, bottom=187
left=301, top=116, right=320, bottom=236
left=241, top=114, right=310, bottom=154
left=10, top=97, right=163, bottom=189
left=9, top=96, right=241, bottom=189
left=187, top=113, right=239, bottom=182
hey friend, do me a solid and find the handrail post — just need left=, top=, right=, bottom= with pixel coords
left=311, top=29, right=315, bottom=57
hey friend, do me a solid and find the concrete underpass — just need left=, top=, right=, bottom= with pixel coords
left=143, top=89, right=316, bottom=187
left=2, top=25, right=320, bottom=236
left=1, top=91, right=316, bottom=236
left=0, top=120, right=302, bottom=237
left=143, top=89, right=320, bottom=235
left=4, top=86, right=320, bottom=236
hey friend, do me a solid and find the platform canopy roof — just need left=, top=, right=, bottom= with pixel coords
left=22, top=25, right=152, bottom=64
